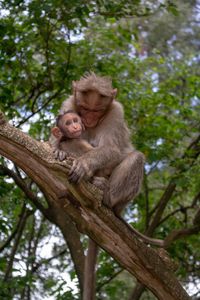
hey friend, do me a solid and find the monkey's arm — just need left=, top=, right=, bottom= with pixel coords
left=48, top=134, right=67, bottom=161
left=49, top=136, right=68, bottom=161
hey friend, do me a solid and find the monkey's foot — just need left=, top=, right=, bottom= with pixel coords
left=91, top=177, right=111, bottom=208
left=92, top=176, right=108, bottom=190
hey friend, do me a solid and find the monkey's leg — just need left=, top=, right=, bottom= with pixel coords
left=83, top=239, right=99, bottom=300
left=108, top=151, right=144, bottom=215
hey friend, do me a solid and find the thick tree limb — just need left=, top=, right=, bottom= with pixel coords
left=0, top=112, right=191, bottom=300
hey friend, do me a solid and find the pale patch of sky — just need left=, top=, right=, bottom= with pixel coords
left=0, top=8, right=10, bottom=18
left=187, top=280, right=200, bottom=297
left=156, top=138, right=163, bottom=146
left=151, top=72, right=159, bottom=92
left=191, top=96, right=200, bottom=106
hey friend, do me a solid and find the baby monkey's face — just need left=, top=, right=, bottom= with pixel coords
left=60, top=112, right=83, bottom=139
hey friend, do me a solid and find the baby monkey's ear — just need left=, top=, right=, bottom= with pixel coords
left=51, top=127, right=63, bottom=139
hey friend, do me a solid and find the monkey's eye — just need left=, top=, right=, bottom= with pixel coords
left=100, top=94, right=108, bottom=99
left=65, top=120, right=71, bottom=126
left=73, top=118, right=79, bottom=123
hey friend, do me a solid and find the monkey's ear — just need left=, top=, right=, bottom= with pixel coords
left=51, top=127, right=62, bottom=139
left=111, top=88, right=117, bottom=98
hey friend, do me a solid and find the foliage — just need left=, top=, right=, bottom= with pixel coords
left=0, top=0, right=200, bottom=299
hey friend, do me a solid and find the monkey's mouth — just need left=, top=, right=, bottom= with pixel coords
left=72, top=130, right=82, bottom=138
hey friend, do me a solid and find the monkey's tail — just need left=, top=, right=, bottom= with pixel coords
left=83, top=239, right=99, bottom=300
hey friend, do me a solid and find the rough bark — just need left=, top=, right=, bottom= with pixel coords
left=0, top=112, right=191, bottom=300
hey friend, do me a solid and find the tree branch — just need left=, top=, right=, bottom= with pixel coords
left=164, top=225, right=200, bottom=248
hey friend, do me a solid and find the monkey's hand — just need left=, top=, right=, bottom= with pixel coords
left=53, top=149, right=67, bottom=161
left=68, top=158, right=93, bottom=183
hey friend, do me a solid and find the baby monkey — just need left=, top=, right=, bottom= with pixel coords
left=51, top=110, right=109, bottom=187
left=51, top=110, right=92, bottom=159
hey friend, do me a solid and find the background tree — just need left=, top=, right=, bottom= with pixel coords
left=0, top=0, right=200, bottom=299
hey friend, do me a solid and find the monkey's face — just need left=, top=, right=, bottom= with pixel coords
left=76, top=90, right=113, bottom=128
left=61, top=113, right=83, bottom=138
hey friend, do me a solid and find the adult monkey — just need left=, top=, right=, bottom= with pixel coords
left=52, top=73, right=145, bottom=300
left=55, top=73, right=144, bottom=214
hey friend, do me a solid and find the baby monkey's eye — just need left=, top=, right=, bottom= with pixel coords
left=73, top=118, right=79, bottom=123
left=65, top=120, right=71, bottom=126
